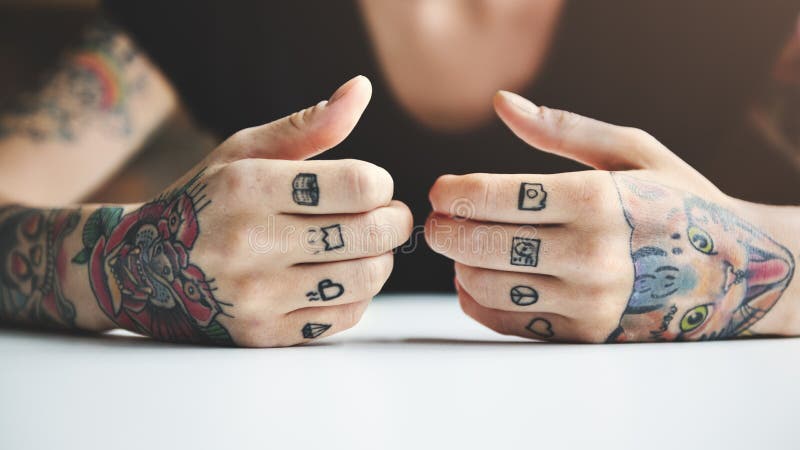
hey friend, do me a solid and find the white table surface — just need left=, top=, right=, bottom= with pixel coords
left=1, top=294, right=798, bottom=450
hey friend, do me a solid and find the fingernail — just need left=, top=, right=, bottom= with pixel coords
left=497, top=90, right=538, bottom=115
left=329, top=75, right=365, bottom=104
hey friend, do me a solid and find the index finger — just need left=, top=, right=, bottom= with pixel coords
left=221, top=158, right=394, bottom=215
left=428, top=170, right=617, bottom=224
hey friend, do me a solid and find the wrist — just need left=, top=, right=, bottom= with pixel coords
left=63, top=204, right=141, bottom=332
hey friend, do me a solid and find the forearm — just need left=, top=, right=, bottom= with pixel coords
left=0, top=18, right=176, bottom=206
left=0, top=203, right=137, bottom=332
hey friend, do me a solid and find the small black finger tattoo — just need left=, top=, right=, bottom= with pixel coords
left=292, top=173, right=319, bottom=206
left=526, top=317, right=554, bottom=338
left=510, top=285, right=539, bottom=306
left=321, top=224, right=344, bottom=250
left=306, top=279, right=345, bottom=301
left=302, top=322, right=332, bottom=339
left=510, top=237, right=540, bottom=266
left=518, top=183, right=547, bottom=211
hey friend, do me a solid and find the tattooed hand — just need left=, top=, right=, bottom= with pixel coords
left=61, top=76, right=410, bottom=346
left=426, top=90, right=798, bottom=343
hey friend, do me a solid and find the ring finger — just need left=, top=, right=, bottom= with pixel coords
left=274, top=253, right=393, bottom=312
left=456, top=280, right=582, bottom=342
left=454, top=262, right=574, bottom=313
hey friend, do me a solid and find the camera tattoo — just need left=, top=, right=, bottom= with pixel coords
left=72, top=170, right=235, bottom=345
left=518, top=183, right=547, bottom=211
left=0, top=207, right=81, bottom=328
left=608, top=173, right=795, bottom=342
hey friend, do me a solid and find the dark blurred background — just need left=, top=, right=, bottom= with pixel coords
left=0, top=0, right=217, bottom=203
left=1, top=0, right=797, bottom=206
left=1, top=0, right=798, bottom=292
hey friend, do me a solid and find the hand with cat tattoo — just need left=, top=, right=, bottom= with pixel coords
left=426, top=90, right=798, bottom=343
left=1, top=75, right=413, bottom=347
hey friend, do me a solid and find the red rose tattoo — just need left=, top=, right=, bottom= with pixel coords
left=73, top=171, right=233, bottom=344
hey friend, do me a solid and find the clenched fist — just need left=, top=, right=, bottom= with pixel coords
left=426, top=90, right=797, bottom=343
left=62, top=76, right=413, bottom=346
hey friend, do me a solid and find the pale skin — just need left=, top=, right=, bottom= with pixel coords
left=1, top=3, right=798, bottom=345
left=426, top=91, right=800, bottom=342
left=0, top=73, right=413, bottom=347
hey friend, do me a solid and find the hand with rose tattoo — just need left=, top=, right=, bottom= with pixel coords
left=426, top=90, right=798, bottom=343
left=2, top=76, right=413, bottom=347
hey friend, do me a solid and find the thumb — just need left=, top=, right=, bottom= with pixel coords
left=493, top=90, right=676, bottom=171
left=218, top=75, right=372, bottom=162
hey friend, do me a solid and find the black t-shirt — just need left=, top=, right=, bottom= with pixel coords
left=104, top=0, right=799, bottom=292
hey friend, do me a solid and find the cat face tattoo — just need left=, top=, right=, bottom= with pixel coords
left=608, top=174, right=795, bottom=342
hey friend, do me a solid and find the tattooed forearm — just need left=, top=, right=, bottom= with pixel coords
left=71, top=171, right=234, bottom=345
left=0, top=206, right=80, bottom=328
left=608, top=173, right=795, bottom=342
left=0, top=18, right=148, bottom=142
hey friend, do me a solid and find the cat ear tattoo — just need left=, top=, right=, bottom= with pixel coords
left=292, top=173, right=319, bottom=206
left=518, top=183, right=547, bottom=211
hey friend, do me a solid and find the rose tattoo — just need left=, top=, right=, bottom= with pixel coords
left=73, top=171, right=233, bottom=344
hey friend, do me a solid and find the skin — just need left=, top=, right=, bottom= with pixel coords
left=426, top=91, right=799, bottom=342
left=0, top=19, right=176, bottom=205
left=1, top=10, right=798, bottom=345
left=0, top=75, right=414, bottom=347
left=358, top=0, right=563, bottom=131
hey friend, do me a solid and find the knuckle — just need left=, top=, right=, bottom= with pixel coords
left=573, top=239, right=619, bottom=286
left=430, top=174, right=456, bottom=206
left=339, top=301, right=368, bottom=328
left=227, top=127, right=257, bottom=149
left=459, top=173, right=493, bottom=215
left=343, top=160, right=392, bottom=208
left=218, top=159, right=256, bottom=198
left=288, top=109, right=308, bottom=132
left=359, top=257, right=391, bottom=295
left=624, top=127, right=656, bottom=146
left=573, top=172, right=613, bottom=218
